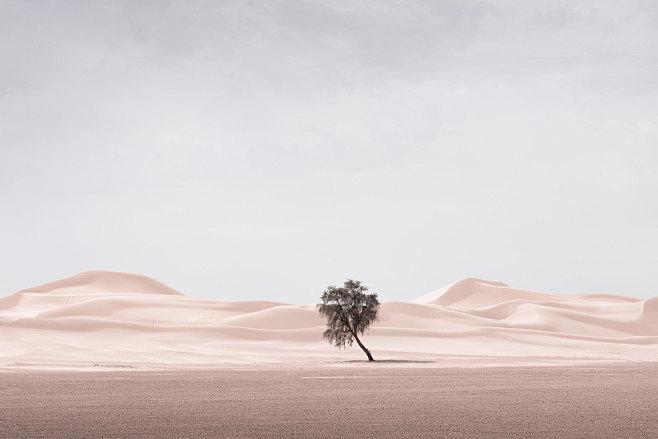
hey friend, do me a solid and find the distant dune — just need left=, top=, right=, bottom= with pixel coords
left=13, top=270, right=184, bottom=296
left=1, top=271, right=657, bottom=369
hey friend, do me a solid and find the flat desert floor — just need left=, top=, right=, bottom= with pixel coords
left=2, top=362, right=657, bottom=438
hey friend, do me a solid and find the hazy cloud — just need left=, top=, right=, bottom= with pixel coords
left=1, top=0, right=657, bottom=300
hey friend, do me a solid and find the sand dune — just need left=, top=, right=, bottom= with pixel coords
left=1, top=271, right=657, bottom=368
left=413, top=278, right=641, bottom=308
left=14, top=270, right=184, bottom=296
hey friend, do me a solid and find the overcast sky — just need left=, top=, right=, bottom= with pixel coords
left=1, top=0, right=657, bottom=302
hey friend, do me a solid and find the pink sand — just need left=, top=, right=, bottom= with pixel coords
left=1, top=270, right=656, bottom=369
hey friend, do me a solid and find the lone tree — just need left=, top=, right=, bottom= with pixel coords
left=317, top=279, right=380, bottom=361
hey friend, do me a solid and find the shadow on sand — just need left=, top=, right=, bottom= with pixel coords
left=343, top=359, right=436, bottom=364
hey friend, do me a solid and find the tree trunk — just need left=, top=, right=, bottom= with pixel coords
left=353, top=333, right=374, bottom=361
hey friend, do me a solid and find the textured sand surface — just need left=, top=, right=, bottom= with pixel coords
left=1, top=270, right=657, bottom=368
left=1, top=363, right=657, bottom=438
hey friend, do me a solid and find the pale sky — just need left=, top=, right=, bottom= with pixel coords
left=1, top=0, right=657, bottom=301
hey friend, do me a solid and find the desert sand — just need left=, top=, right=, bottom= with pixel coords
left=2, top=271, right=658, bottom=438
left=1, top=270, right=656, bottom=368
left=1, top=364, right=657, bottom=438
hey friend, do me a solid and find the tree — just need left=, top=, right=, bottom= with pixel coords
left=317, top=279, right=380, bottom=361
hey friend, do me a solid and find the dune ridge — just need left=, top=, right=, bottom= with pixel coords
left=1, top=271, right=656, bottom=368
left=15, top=270, right=184, bottom=296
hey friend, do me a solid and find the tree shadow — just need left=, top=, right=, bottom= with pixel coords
left=343, top=359, right=436, bottom=364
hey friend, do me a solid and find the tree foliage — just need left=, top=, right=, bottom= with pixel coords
left=317, top=279, right=380, bottom=361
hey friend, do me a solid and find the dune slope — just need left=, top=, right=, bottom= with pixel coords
left=1, top=272, right=656, bottom=368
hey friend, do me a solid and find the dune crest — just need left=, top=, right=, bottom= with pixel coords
left=16, top=270, right=184, bottom=296
left=1, top=272, right=657, bottom=368
left=412, top=278, right=640, bottom=309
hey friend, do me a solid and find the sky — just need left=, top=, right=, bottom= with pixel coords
left=1, top=0, right=657, bottom=302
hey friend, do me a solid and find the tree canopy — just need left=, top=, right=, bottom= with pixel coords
left=317, top=279, right=380, bottom=361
